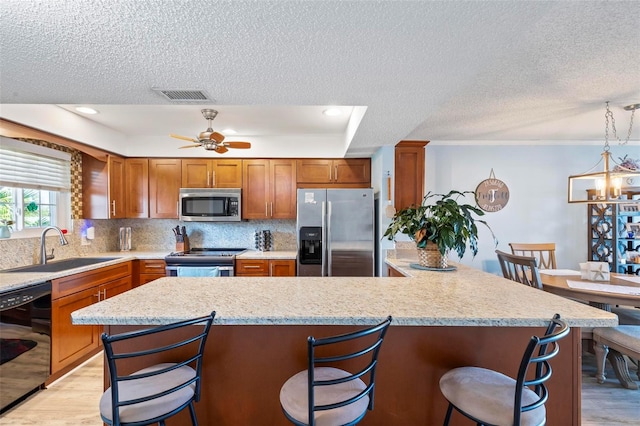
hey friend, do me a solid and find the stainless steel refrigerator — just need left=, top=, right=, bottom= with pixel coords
left=296, top=188, right=374, bottom=276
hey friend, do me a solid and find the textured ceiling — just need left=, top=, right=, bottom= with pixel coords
left=1, top=1, right=639, bottom=158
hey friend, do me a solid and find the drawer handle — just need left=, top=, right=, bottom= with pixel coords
left=243, top=265, right=261, bottom=269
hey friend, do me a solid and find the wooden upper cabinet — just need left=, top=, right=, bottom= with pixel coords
left=181, top=159, right=242, bottom=188
left=125, top=158, right=149, bottom=218
left=394, top=141, right=428, bottom=211
left=296, top=159, right=370, bottom=187
left=149, top=159, right=181, bottom=218
left=108, top=155, right=127, bottom=218
left=270, top=159, right=297, bottom=219
left=242, top=159, right=296, bottom=219
left=82, top=153, right=126, bottom=219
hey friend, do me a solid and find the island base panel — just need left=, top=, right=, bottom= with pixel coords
left=103, top=324, right=581, bottom=425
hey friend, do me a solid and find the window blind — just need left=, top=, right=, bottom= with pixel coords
left=0, top=137, right=71, bottom=191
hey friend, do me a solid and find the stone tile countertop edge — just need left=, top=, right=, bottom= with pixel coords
left=72, top=261, right=618, bottom=329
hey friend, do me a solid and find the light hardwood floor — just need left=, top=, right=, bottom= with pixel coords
left=1, top=350, right=638, bottom=425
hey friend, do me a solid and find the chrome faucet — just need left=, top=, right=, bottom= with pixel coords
left=40, top=226, right=69, bottom=264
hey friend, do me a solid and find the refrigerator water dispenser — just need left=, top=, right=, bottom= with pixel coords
left=299, top=227, right=322, bottom=265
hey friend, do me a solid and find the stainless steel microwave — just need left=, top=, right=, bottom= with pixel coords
left=179, top=188, right=241, bottom=222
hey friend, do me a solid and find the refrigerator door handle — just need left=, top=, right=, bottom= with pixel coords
left=326, top=201, right=332, bottom=276
left=321, top=201, right=326, bottom=277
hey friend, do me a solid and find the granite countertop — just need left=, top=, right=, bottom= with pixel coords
left=72, top=256, right=618, bottom=328
left=0, top=250, right=297, bottom=293
left=0, top=251, right=169, bottom=293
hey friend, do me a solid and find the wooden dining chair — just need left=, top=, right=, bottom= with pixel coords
left=496, top=250, right=543, bottom=290
left=509, top=243, right=557, bottom=270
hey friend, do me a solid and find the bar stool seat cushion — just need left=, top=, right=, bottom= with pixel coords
left=439, top=366, right=545, bottom=426
left=100, top=362, right=196, bottom=424
left=280, top=366, right=369, bottom=426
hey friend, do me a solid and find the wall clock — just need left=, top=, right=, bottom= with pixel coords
left=475, top=169, right=509, bottom=212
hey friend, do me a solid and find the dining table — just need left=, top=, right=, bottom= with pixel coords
left=540, top=269, right=640, bottom=389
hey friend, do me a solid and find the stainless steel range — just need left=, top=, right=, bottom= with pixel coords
left=165, top=248, right=247, bottom=277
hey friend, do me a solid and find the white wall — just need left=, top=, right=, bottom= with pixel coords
left=423, top=143, right=639, bottom=274
left=372, top=145, right=395, bottom=276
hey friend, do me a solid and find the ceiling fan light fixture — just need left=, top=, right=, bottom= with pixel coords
left=568, top=102, right=640, bottom=204
left=170, top=109, right=251, bottom=154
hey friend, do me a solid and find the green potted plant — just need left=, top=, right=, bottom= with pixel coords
left=383, top=190, right=497, bottom=269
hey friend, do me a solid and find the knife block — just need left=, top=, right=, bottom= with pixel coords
left=176, top=235, right=190, bottom=253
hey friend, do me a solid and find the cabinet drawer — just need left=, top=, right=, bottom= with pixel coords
left=52, top=261, right=132, bottom=300
left=138, top=259, right=166, bottom=274
left=236, top=259, right=269, bottom=276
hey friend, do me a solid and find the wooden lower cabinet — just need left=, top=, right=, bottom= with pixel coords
left=50, top=262, right=132, bottom=379
left=136, top=259, right=167, bottom=286
left=387, top=266, right=405, bottom=277
left=235, top=259, right=296, bottom=276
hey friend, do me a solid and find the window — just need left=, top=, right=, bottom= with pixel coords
left=0, top=137, right=71, bottom=232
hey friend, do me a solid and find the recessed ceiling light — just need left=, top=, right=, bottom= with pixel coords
left=222, top=128, right=237, bottom=134
left=323, top=108, right=342, bottom=116
left=75, top=106, right=98, bottom=115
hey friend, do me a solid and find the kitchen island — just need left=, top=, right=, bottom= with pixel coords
left=72, top=259, right=617, bottom=425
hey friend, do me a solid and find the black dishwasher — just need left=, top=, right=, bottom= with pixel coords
left=0, top=281, right=52, bottom=413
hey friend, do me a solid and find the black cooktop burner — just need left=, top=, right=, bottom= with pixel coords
left=165, top=247, right=247, bottom=265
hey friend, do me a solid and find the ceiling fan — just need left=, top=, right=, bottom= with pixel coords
left=170, top=109, right=251, bottom=154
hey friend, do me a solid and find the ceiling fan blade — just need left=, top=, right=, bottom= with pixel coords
left=171, top=133, right=198, bottom=143
left=179, top=144, right=202, bottom=149
left=224, top=141, right=251, bottom=149
left=215, top=146, right=229, bottom=154
left=209, top=132, right=225, bottom=143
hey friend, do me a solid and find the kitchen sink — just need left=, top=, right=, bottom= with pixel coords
left=2, top=257, right=120, bottom=273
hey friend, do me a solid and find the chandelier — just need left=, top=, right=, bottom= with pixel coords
left=568, top=102, right=640, bottom=204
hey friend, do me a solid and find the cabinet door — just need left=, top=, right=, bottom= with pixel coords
left=270, top=259, right=296, bottom=276
left=334, top=159, right=370, bottom=184
left=51, top=287, right=99, bottom=374
left=149, top=159, right=181, bottom=218
left=212, top=159, right=243, bottom=188
left=108, top=155, right=126, bottom=218
left=125, top=158, right=149, bottom=218
left=101, top=275, right=132, bottom=299
left=181, top=159, right=211, bottom=188
left=242, top=160, right=270, bottom=219
left=270, top=159, right=296, bottom=219
left=296, top=159, right=332, bottom=183
left=236, top=259, right=269, bottom=276
left=395, top=141, right=427, bottom=211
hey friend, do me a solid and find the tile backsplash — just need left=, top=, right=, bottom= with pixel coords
left=0, top=219, right=296, bottom=270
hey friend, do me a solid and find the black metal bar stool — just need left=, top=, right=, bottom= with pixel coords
left=439, top=314, right=569, bottom=426
left=100, top=311, right=215, bottom=426
left=279, top=316, right=392, bottom=426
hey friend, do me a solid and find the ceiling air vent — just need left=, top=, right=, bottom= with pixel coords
left=152, top=88, right=212, bottom=102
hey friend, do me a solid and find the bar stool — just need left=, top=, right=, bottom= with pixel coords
left=279, top=316, right=392, bottom=426
left=439, top=314, right=569, bottom=426
left=100, top=311, right=215, bottom=426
